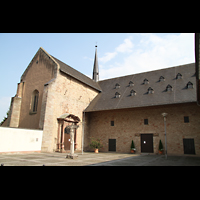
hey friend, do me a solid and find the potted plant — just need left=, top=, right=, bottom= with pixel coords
left=158, top=140, right=164, bottom=154
left=130, top=140, right=136, bottom=153
left=89, top=138, right=103, bottom=153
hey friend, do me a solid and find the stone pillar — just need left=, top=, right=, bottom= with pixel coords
left=57, top=123, right=61, bottom=151
left=70, top=127, right=75, bottom=155
left=66, top=123, right=79, bottom=159
left=61, top=122, right=65, bottom=152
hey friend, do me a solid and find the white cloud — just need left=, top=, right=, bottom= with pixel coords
left=99, top=37, right=134, bottom=63
left=99, top=52, right=117, bottom=63
left=99, top=33, right=195, bottom=80
left=115, top=38, right=134, bottom=53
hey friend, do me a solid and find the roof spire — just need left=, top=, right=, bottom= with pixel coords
left=93, top=45, right=99, bottom=82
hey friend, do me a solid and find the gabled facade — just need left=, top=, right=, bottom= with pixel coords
left=6, top=47, right=100, bottom=152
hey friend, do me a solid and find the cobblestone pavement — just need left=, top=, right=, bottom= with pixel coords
left=0, top=152, right=200, bottom=166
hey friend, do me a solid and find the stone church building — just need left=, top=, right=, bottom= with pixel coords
left=2, top=33, right=200, bottom=156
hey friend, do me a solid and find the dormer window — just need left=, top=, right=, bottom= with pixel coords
left=187, top=81, right=193, bottom=89
left=143, top=79, right=149, bottom=85
left=166, top=84, right=173, bottom=92
left=159, top=76, right=165, bottom=82
left=148, top=87, right=154, bottom=94
left=176, top=73, right=182, bottom=79
left=130, top=90, right=136, bottom=96
left=115, top=92, right=121, bottom=98
left=129, top=81, right=134, bottom=87
left=115, top=83, right=120, bottom=89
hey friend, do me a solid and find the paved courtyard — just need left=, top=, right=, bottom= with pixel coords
left=0, top=152, right=200, bottom=166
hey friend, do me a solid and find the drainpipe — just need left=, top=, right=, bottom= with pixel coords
left=82, top=111, right=86, bottom=155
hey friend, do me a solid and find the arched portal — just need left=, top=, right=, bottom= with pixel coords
left=56, top=113, right=80, bottom=153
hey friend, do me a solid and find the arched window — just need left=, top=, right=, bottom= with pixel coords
left=31, top=90, right=39, bottom=113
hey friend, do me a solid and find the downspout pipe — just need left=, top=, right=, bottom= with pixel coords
left=82, top=111, right=86, bottom=155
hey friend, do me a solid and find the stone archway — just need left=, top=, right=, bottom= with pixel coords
left=56, top=113, right=80, bottom=153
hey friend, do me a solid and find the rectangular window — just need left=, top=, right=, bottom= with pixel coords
left=144, top=119, right=148, bottom=125
left=184, top=116, right=189, bottom=123
left=111, top=121, right=114, bottom=126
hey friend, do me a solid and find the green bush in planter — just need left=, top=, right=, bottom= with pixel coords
left=159, top=140, right=163, bottom=151
left=131, top=140, right=136, bottom=150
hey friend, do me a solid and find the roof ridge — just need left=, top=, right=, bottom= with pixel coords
left=51, top=55, right=92, bottom=80
left=99, top=63, right=195, bottom=82
left=51, top=55, right=102, bottom=92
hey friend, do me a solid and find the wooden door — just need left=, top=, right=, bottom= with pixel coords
left=109, top=139, right=116, bottom=151
left=183, top=138, right=195, bottom=154
left=141, top=134, right=153, bottom=153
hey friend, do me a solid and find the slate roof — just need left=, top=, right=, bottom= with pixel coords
left=85, top=63, right=196, bottom=112
left=51, top=56, right=102, bottom=92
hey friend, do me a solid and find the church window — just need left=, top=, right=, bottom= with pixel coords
left=176, top=73, right=182, bottom=79
left=111, top=121, right=114, bottom=126
left=166, top=84, right=173, bottom=92
left=30, top=90, right=39, bottom=113
left=187, top=81, right=193, bottom=89
left=115, top=83, right=120, bottom=89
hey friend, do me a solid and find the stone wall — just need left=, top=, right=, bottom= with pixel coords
left=0, top=127, right=43, bottom=154
left=41, top=70, right=99, bottom=152
left=84, top=102, right=200, bottom=156
left=7, top=96, right=22, bottom=127
left=18, top=49, right=57, bottom=129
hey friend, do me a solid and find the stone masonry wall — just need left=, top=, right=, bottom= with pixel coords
left=41, top=70, right=99, bottom=152
left=17, top=49, right=57, bottom=129
left=84, top=103, right=200, bottom=156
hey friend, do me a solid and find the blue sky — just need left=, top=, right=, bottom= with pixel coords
left=0, top=33, right=195, bottom=122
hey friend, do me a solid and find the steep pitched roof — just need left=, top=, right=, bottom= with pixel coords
left=85, top=63, right=196, bottom=112
left=51, top=56, right=101, bottom=92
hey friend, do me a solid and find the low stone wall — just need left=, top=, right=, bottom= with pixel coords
left=0, top=127, right=43, bottom=154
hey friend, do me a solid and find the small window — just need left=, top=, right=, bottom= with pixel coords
left=129, top=81, right=134, bottom=87
left=115, top=92, right=120, bottom=98
left=148, top=87, right=154, bottom=94
left=115, top=83, right=120, bottom=89
left=144, top=119, right=148, bottom=125
left=176, top=73, right=182, bottom=79
left=159, top=76, right=165, bottom=82
left=143, top=79, right=149, bottom=85
left=111, top=121, right=114, bottom=126
left=184, top=116, right=189, bottom=123
left=166, top=84, right=173, bottom=92
left=187, top=81, right=193, bottom=89
left=31, top=90, right=39, bottom=113
left=130, top=89, right=136, bottom=96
